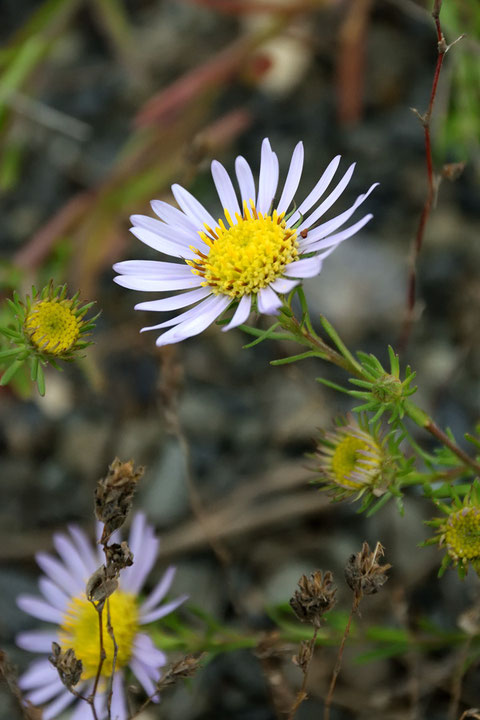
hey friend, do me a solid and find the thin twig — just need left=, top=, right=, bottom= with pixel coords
left=425, top=420, right=480, bottom=475
left=88, top=607, right=105, bottom=720
left=105, top=599, right=118, bottom=720
left=323, top=604, right=356, bottom=720
left=287, top=628, right=319, bottom=720
left=399, top=0, right=464, bottom=350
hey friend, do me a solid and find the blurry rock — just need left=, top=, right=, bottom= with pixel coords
left=58, top=415, right=111, bottom=476
left=139, top=440, right=189, bottom=525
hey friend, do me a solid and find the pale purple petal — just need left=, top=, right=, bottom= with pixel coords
left=140, top=566, right=176, bottom=614
left=19, top=660, right=57, bottom=690
left=67, top=525, right=98, bottom=575
left=283, top=257, right=322, bottom=278
left=222, top=294, right=252, bottom=331
left=155, top=295, right=231, bottom=347
left=299, top=183, right=378, bottom=246
left=276, top=141, right=304, bottom=215
left=235, top=156, right=256, bottom=207
left=39, top=578, right=69, bottom=612
left=17, top=595, right=64, bottom=624
left=306, top=214, right=373, bottom=253
left=140, top=594, right=188, bottom=624
left=269, top=277, right=300, bottom=294
left=53, top=534, right=90, bottom=585
left=140, top=293, right=225, bottom=332
left=71, top=698, right=93, bottom=720
left=42, top=689, right=77, bottom=720
left=133, top=633, right=167, bottom=668
left=26, top=678, right=65, bottom=705
left=110, top=671, right=127, bottom=720
left=121, top=529, right=158, bottom=594
left=36, top=553, right=83, bottom=595
left=211, top=160, right=241, bottom=218
left=129, top=227, right=197, bottom=260
left=171, top=184, right=217, bottom=229
left=288, top=155, right=341, bottom=226
left=113, top=260, right=195, bottom=278
left=257, top=139, right=279, bottom=215
left=297, top=163, right=356, bottom=231
left=16, top=630, right=59, bottom=653
left=130, top=658, right=160, bottom=700
left=151, top=200, right=200, bottom=234
left=257, top=286, right=282, bottom=315
left=134, top=287, right=211, bottom=312
left=114, top=275, right=202, bottom=293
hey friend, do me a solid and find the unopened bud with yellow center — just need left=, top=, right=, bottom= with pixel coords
left=25, top=299, right=80, bottom=355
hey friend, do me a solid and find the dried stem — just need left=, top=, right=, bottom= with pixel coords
left=400, top=0, right=464, bottom=350
left=425, top=419, right=480, bottom=475
left=89, top=606, right=106, bottom=720
left=323, top=603, right=356, bottom=720
left=105, top=599, right=118, bottom=720
left=287, top=628, right=319, bottom=720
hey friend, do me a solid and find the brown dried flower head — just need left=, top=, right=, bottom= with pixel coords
left=293, top=639, right=313, bottom=674
left=290, top=570, right=337, bottom=628
left=158, top=654, right=205, bottom=689
left=49, top=642, right=83, bottom=688
left=104, top=541, right=134, bottom=572
left=86, top=565, right=119, bottom=609
left=95, top=458, right=144, bottom=542
left=344, top=541, right=391, bottom=608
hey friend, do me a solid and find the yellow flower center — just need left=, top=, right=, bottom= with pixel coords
left=331, top=436, right=375, bottom=488
left=59, top=591, right=139, bottom=680
left=445, top=507, right=480, bottom=561
left=188, top=203, right=299, bottom=298
left=25, top=300, right=80, bottom=355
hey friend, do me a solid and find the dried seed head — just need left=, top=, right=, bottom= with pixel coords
left=290, top=570, right=337, bottom=628
left=86, top=566, right=118, bottom=609
left=293, top=640, right=313, bottom=674
left=157, top=654, right=204, bottom=689
left=49, top=642, right=83, bottom=688
left=344, top=541, right=391, bottom=608
left=95, top=459, right=144, bottom=542
left=104, top=541, right=134, bottom=573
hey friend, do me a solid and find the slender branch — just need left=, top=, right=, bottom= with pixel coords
left=105, top=599, right=118, bottom=720
left=287, top=628, right=319, bottom=720
left=88, top=606, right=106, bottom=720
left=425, top=420, right=480, bottom=475
left=323, top=603, right=356, bottom=720
left=399, top=0, right=446, bottom=351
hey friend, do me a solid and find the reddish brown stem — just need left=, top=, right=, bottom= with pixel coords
left=399, top=0, right=446, bottom=351
left=287, top=628, right=319, bottom=720
left=323, top=603, right=356, bottom=720
left=425, top=420, right=480, bottom=475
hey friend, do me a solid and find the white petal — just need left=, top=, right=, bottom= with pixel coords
left=222, top=294, right=252, bottom=331
left=121, top=529, right=158, bottom=594
left=276, top=141, right=304, bottom=215
left=16, top=630, right=59, bottom=653
left=110, top=672, right=127, bottom=720
left=53, top=534, right=90, bottom=584
left=235, top=156, right=256, bottom=207
left=27, top=678, right=65, bottom=705
left=211, top=160, right=241, bottom=218
left=36, top=552, right=83, bottom=595
left=17, top=595, right=64, bottom=624
left=257, top=286, right=282, bottom=315
left=151, top=200, right=200, bottom=234
left=114, top=275, right=202, bottom=292
left=140, top=594, right=189, bottom=624
left=257, top=138, right=279, bottom=215
left=141, top=293, right=226, bottom=332
left=269, top=277, right=300, bottom=294
left=130, top=658, right=159, bottom=699
left=298, top=163, right=356, bottom=231
left=42, top=689, right=77, bottom=720
left=155, top=295, right=231, bottom=346
left=288, top=155, right=341, bottom=226
left=306, top=214, right=373, bottom=253
left=171, top=184, right=217, bottom=229
left=130, top=214, right=197, bottom=247
left=283, top=257, right=323, bottom=278
left=140, top=566, right=176, bottom=614
left=129, top=227, right=197, bottom=260
left=300, top=183, right=378, bottom=245
left=133, top=633, right=167, bottom=668
left=134, top=287, right=211, bottom=312
left=67, top=525, right=98, bottom=575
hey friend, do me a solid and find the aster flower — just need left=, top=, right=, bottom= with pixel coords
left=425, top=482, right=480, bottom=578
left=315, top=416, right=390, bottom=500
left=113, top=138, right=377, bottom=346
left=16, top=513, right=187, bottom=719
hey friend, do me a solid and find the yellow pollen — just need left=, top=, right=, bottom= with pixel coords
left=445, top=507, right=480, bottom=561
left=25, top=300, right=80, bottom=355
left=59, top=591, right=139, bottom=680
left=188, top=202, right=299, bottom=298
left=331, top=436, right=377, bottom=488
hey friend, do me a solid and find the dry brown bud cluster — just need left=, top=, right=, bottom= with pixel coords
left=157, top=654, right=204, bottom=689
left=49, top=643, right=83, bottom=689
left=95, top=458, right=144, bottom=543
left=290, top=570, right=337, bottom=628
left=344, top=541, right=391, bottom=608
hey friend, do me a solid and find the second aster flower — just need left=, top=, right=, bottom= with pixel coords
left=114, top=138, right=377, bottom=346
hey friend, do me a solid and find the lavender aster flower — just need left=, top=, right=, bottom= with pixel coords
left=16, top=513, right=187, bottom=720
left=113, top=138, right=378, bottom=346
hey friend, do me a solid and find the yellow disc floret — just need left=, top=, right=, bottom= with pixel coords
left=444, top=507, right=480, bottom=562
left=59, top=591, right=139, bottom=680
left=331, top=436, right=374, bottom=489
left=25, top=300, right=80, bottom=355
left=188, top=202, right=299, bottom=298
